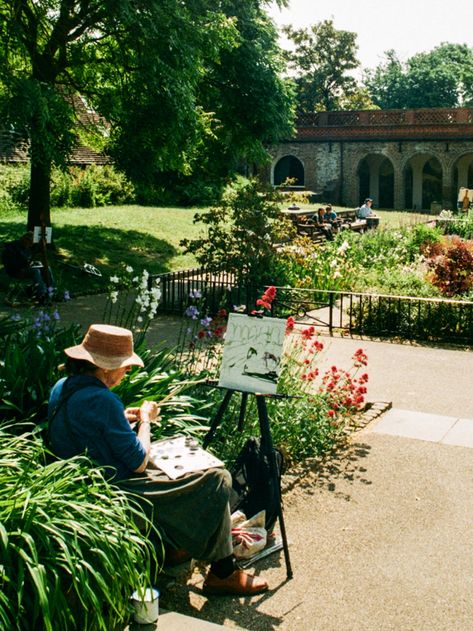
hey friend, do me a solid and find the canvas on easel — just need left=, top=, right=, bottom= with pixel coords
left=218, top=313, right=286, bottom=394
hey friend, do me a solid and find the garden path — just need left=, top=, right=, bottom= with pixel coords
left=3, top=293, right=473, bottom=630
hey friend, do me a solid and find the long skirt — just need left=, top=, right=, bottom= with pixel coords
left=119, top=467, right=233, bottom=562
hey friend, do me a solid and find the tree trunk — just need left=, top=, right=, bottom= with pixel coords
left=27, top=151, right=52, bottom=231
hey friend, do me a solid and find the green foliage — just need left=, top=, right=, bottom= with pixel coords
left=0, top=0, right=294, bottom=227
left=0, top=164, right=30, bottom=212
left=283, top=20, right=362, bottom=112
left=0, top=429, right=157, bottom=630
left=364, top=44, right=473, bottom=109
left=0, top=310, right=79, bottom=424
left=181, top=179, right=288, bottom=288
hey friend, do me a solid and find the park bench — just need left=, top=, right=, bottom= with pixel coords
left=295, top=222, right=329, bottom=245
left=336, top=209, right=367, bottom=232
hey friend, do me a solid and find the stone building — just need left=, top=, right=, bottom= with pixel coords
left=269, top=108, right=473, bottom=210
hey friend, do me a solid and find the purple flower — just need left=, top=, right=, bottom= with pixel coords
left=10, top=313, right=21, bottom=322
left=189, top=290, right=202, bottom=299
left=52, top=310, right=60, bottom=321
left=63, top=290, right=70, bottom=301
left=185, top=305, right=200, bottom=320
left=200, top=316, right=212, bottom=327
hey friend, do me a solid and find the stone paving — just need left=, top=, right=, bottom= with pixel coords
left=3, top=293, right=473, bottom=630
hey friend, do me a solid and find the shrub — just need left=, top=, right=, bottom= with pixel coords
left=181, top=179, right=288, bottom=289
left=0, top=309, right=79, bottom=425
left=0, top=429, right=157, bottom=630
left=426, top=236, right=473, bottom=296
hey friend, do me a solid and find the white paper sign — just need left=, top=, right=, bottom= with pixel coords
left=33, top=226, right=52, bottom=244
left=218, top=313, right=286, bottom=394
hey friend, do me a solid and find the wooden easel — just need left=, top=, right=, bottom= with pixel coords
left=203, top=385, right=294, bottom=580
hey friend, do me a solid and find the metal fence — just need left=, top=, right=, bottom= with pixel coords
left=153, top=271, right=473, bottom=345
left=269, top=286, right=473, bottom=345
left=154, top=268, right=257, bottom=315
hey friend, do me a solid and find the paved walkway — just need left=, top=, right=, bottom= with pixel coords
left=4, top=295, right=473, bottom=630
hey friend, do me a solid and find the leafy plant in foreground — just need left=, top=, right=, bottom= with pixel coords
left=0, top=429, right=157, bottom=630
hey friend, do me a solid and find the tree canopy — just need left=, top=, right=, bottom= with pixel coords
left=282, top=20, right=369, bottom=113
left=0, top=0, right=294, bottom=226
left=364, top=44, right=473, bottom=110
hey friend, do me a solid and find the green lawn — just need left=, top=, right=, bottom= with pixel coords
left=0, top=205, right=207, bottom=294
left=0, top=203, right=437, bottom=295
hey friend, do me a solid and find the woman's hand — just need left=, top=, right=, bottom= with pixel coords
left=140, top=400, right=160, bottom=423
left=125, top=407, right=141, bottom=424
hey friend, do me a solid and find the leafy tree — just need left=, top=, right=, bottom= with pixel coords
left=282, top=20, right=361, bottom=112
left=181, top=179, right=289, bottom=289
left=365, top=44, right=473, bottom=109
left=150, top=0, right=296, bottom=205
left=0, top=0, right=294, bottom=227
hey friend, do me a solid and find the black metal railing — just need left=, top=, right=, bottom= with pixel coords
left=153, top=268, right=259, bottom=315
left=269, top=286, right=473, bottom=345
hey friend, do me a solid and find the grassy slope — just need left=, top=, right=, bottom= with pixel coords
left=0, top=203, right=436, bottom=295
left=0, top=205, right=207, bottom=294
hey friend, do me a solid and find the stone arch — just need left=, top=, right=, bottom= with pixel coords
left=402, top=153, right=443, bottom=211
left=356, top=153, right=394, bottom=208
left=452, top=152, right=473, bottom=206
left=272, top=155, right=305, bottom=186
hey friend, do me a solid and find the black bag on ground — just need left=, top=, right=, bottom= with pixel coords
left=229, top=436, right=284, bottom=533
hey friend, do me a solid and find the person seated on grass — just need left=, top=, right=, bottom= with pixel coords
left=1, top=232, right=49, bottom=300
left=48, top=324, right=268, bottom=597
left=315, top=207, right=334, bottom=241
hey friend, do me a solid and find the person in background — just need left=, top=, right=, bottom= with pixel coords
left=357, top=198, right=380, bottom=229
left=48, top=324, right=269, bottom=597
left=1, top=232, right=49, bottom=300
left=315, top=207, right=334, bottom=240
left=323, top=205, right=339, bottom=232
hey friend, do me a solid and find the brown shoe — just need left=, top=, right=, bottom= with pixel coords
left=203, top=569, right=269, bottom=596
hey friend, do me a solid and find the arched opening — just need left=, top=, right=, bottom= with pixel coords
left=453, top=153, right=473, bottom=207
left=273, top=155, right=305, bottom=186
left=357, top=154, right=394, bottom=208
left=422, top=157, right=442, bottom=210
left=404, top=154, right=442, bottom=211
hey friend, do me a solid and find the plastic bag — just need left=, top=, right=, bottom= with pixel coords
left=231, top=510, right=267, bottom=559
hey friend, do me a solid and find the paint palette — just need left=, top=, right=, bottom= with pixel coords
left=149, top=435, right=224, bottom=480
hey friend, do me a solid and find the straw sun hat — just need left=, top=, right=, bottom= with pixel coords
left=64, top=324, right=144, bottom=370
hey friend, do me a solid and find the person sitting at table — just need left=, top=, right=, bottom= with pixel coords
left=48, top=324, right=269, bottom=596
left=315, top=207, right=334, bottom=240
left=357, top=198, right=380, bottom=229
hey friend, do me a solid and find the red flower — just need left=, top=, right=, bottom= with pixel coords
left=217, top=308, right=228, bottom=318
left=301, top=326, right=315, bottom=339
left=328, top=410, right=335, bottom=418
left=197, top=330, right=205, bottom=339
left=256, top=299, right=272, bottom=310
left=285, top=316, right=296, bottom=334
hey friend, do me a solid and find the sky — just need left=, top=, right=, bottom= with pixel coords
left=267, top=0, right=473, bottom=71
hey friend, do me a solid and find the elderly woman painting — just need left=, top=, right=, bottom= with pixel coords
left=48, top=324, right=268, bottom=596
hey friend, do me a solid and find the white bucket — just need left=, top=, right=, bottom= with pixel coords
left=131, top=587, right=160, bottom=624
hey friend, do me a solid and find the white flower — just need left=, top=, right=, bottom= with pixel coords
left=132, top=276, right=139, bottom=283
left=110, top=291, right=119, bottom=303
left=338, top=240, right=350, bottom=254
left=137, top=316, right=143, bottom=323
left=329, top=259, right=338, bottom=268
left=110, top=275, right=119, bottom=284
left=126, top=265, right=134, bottom=273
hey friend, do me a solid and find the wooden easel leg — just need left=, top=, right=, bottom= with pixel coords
left=256, top=395, right=293, bottom=580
